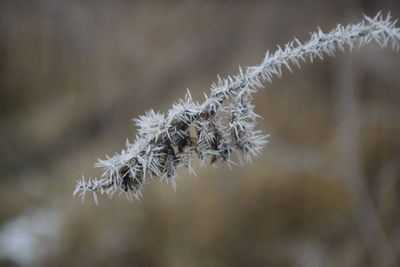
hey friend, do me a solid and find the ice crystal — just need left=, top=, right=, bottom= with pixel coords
left=74, top=13, right=400, bottom=203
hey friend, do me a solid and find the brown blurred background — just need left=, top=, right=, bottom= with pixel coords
left=1, top=1, right=400, bottom=266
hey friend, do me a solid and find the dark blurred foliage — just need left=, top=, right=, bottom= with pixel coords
left=0, top=1, right=399, bottom=267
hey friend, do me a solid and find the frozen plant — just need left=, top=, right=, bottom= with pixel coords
left=74, top=12, right=400, bottom=204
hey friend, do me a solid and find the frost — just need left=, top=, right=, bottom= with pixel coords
left=74, top=12, right=400, bottom=203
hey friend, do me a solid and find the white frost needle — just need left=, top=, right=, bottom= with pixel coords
left=74, top=12, right=400, bottom=203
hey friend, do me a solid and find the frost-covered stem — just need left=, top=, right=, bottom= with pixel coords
left=74, top=13, right=400, bottom=204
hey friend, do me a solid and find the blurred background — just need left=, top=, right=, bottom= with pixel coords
left=1, top=1, right=400, bottom=266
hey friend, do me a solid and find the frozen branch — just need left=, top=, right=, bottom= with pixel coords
left=74, top=12, right=400, bottom=203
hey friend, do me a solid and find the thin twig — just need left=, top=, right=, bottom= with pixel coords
left=74, top=12, right=400, bottom=203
